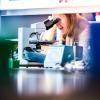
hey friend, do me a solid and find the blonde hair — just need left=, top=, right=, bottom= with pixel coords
left=62, top=14, right=78, bottom=42
left=63, top=14, right=87, bottom=43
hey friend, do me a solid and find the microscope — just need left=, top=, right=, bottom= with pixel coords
left=18, top=18, right=60, bottom=64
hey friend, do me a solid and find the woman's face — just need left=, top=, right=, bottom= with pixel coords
left=52, top=14, right=69, bottom=35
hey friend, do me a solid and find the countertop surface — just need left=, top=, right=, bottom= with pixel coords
left=0, top=68, right=100, bottom=100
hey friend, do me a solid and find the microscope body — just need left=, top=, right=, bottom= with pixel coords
left=18, top=22, right=46, bottom=64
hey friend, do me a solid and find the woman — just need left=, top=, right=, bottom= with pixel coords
left=52, top=14, right=88, bottom=45
left=52, top=14, right=89, bottom=64
left=24, top=13, right=89, bottom=64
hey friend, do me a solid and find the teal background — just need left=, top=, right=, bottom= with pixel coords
left=0, top=15, right=48, bottom=39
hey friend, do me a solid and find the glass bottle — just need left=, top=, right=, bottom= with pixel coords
left=8, top=50, right=13, bottom=69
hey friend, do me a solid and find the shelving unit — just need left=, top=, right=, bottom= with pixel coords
left=0, top=0, right=100, bottom=16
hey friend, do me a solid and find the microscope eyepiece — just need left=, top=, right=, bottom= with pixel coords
left=44, top=18, right=60, bottom=30
left=53, top=18, right=60, bottom=24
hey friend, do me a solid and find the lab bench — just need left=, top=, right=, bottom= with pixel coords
left=0, top=68, right=100, bottom=100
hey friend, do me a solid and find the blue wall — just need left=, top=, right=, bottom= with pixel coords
left=0, top=15, right=48, bottom=39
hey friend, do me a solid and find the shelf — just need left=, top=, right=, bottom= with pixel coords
left=0, top=0, right=100, bottom=16
left=0, top=5, right=100, bottom=16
